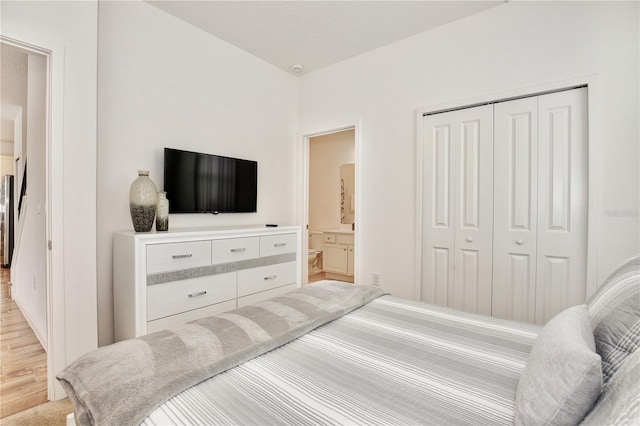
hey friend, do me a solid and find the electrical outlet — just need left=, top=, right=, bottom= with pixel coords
left=372, top=272, right=381, bottom=287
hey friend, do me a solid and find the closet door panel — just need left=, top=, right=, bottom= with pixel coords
left=535, top=88, right=588, bottom=324
left=452, top=106, right=493, bottom=315
left=431, top=247, right=452, bottom=307
left=492, top=97, right=538, bottom=322
left=422, top=115, right=455, bottom=306
left=422, top=105, right=493, bottom=313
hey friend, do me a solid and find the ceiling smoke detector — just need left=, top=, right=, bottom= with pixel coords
left=291, top=64, right=304, bottom=74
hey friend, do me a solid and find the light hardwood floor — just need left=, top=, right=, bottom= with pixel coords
left=0, top=268, right=48, bottom=418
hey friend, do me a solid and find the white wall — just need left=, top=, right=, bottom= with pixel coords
left=298, top=1, right=640, bottom=298
left=97, top=1, right=298, bottom=345
left=1, top=0, right=99, bottom=371
left=13, top=53, right=47, bottom=344
left=309, top=130, right=355, bottom=231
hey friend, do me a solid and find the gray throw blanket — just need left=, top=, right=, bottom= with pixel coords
left=57, top=281, right=386, bottom=426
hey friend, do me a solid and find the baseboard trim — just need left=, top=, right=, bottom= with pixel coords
left=14, top=295, right=48, bottom=350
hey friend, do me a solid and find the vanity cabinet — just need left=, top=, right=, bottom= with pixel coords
left=114, top=226, right=301, bottom=341
left=322, top=231, right=354, bottom=282
left=324, top=243, right=349, bottom=274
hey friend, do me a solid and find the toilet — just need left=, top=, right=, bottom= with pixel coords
left=308, top=232, right=323, bottom=275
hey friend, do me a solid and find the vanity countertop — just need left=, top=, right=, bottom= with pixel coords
left=323, top=229, right=354, bottom=235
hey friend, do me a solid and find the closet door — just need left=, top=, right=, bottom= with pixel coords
left=492, top=97, right=538, bottom=323
left=535, top=88, right=588, bottom=324
left=492, top=88, right=588, bottom=324
left=421, top=105, right=493, bottom=314
left=421, top=112, right=455, bottom=307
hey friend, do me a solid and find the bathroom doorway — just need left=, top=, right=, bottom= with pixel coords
left=307, top=129, right=356, bottom=284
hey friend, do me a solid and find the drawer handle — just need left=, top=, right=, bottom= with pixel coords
left=264, top=275, right=277, bottom=281
left=188, top=290, right=207, bottom=298
left=172, top=254, right=193, bottom=259
left=273, top=242, right=286, bottom=247
left=230, top=248, right=246, bottom=253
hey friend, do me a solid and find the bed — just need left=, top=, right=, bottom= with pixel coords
left=59, top=256, right=640, bottom=426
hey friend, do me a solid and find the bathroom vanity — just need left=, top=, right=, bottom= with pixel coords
left=322, top=230, right=354, bottom=282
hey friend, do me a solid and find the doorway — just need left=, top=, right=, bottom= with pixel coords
left=0, top=32, right=63, bottom=412
left=300, top=124, right=361, bottom=285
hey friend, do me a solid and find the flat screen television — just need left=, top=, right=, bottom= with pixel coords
left=163, top=148, right=257, bottom=214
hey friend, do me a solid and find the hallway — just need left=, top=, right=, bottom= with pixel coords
left=0, top=268, right=48, bottom=418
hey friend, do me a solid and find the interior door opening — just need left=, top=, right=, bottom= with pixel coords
left=0, top=38, right=52, bottom=414
left=300, top=124, right=360, bottom=286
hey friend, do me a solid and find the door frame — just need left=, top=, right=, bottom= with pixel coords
left=415, top=75, right=600, bottom=301
left=297, top=120, right=362, bottom=285
left=1, top=29, right=66, bottom=400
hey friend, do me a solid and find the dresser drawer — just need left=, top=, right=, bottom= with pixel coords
left=260, top=233, right=297, bottom=257
left=147, top=241, right=211, bottom=274
left=147, top=273, right=236, bottom=321
left=237, top=261, right=297, bottom=297
left=212, top=237, right=259, bottom=264
left=146, top=299, right=237, bottom=333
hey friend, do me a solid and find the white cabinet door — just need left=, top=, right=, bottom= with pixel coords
left=535, top=88, right=588, bottom=324
left=347, top=245, right=354, bottom=277
left=324, top=243, right=348, bottom=274
left=492, top=97, right=539, bottom=323
left=422, top=104, right=494, bottom=315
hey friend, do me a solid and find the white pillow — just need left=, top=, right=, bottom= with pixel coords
left=515, top=305, right=602, bottom=425
left=581, top=349, right=640, bottom=425
left=586, top=255, right=640, bottom=384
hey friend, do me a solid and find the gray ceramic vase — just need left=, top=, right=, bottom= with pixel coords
left=129, top=170, right=157, bottom=232
left=156, top=191, right=169, bottom=232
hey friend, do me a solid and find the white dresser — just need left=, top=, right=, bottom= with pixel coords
left=113, top=226, right=301, bottom=341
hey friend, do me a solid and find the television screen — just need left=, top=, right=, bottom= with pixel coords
left=164, top=148, right=257, bottom=213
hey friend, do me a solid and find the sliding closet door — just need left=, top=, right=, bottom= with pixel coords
left=535, top=88, right=588, bottom=324
left=421, top=105, right=493, bottom=315
left=492, top=97, right=538, bottom=323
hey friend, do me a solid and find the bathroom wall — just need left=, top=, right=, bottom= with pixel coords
left=309, top=129, right=355, bottom=232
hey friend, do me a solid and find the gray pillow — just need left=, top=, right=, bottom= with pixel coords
left=515, top=305, right=602, bottom=426
left=586, top=255, right=640, bottom=385
left=581, top=349, right=640, bottom=425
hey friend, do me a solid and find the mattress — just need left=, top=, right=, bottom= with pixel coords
left=142, top=295, right=540, bottom=425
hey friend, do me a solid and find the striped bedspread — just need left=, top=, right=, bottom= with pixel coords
left=142, top=295, right=540, bottom=425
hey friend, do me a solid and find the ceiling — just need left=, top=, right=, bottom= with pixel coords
left=147, top=1, right=504, bottom=74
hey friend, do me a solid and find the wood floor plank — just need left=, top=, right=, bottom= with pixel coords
left=3, top=389, right=48, bottom=417
left=0, top=270, right=48, bottom=419
left=1, top=353, right=47, bottom=376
